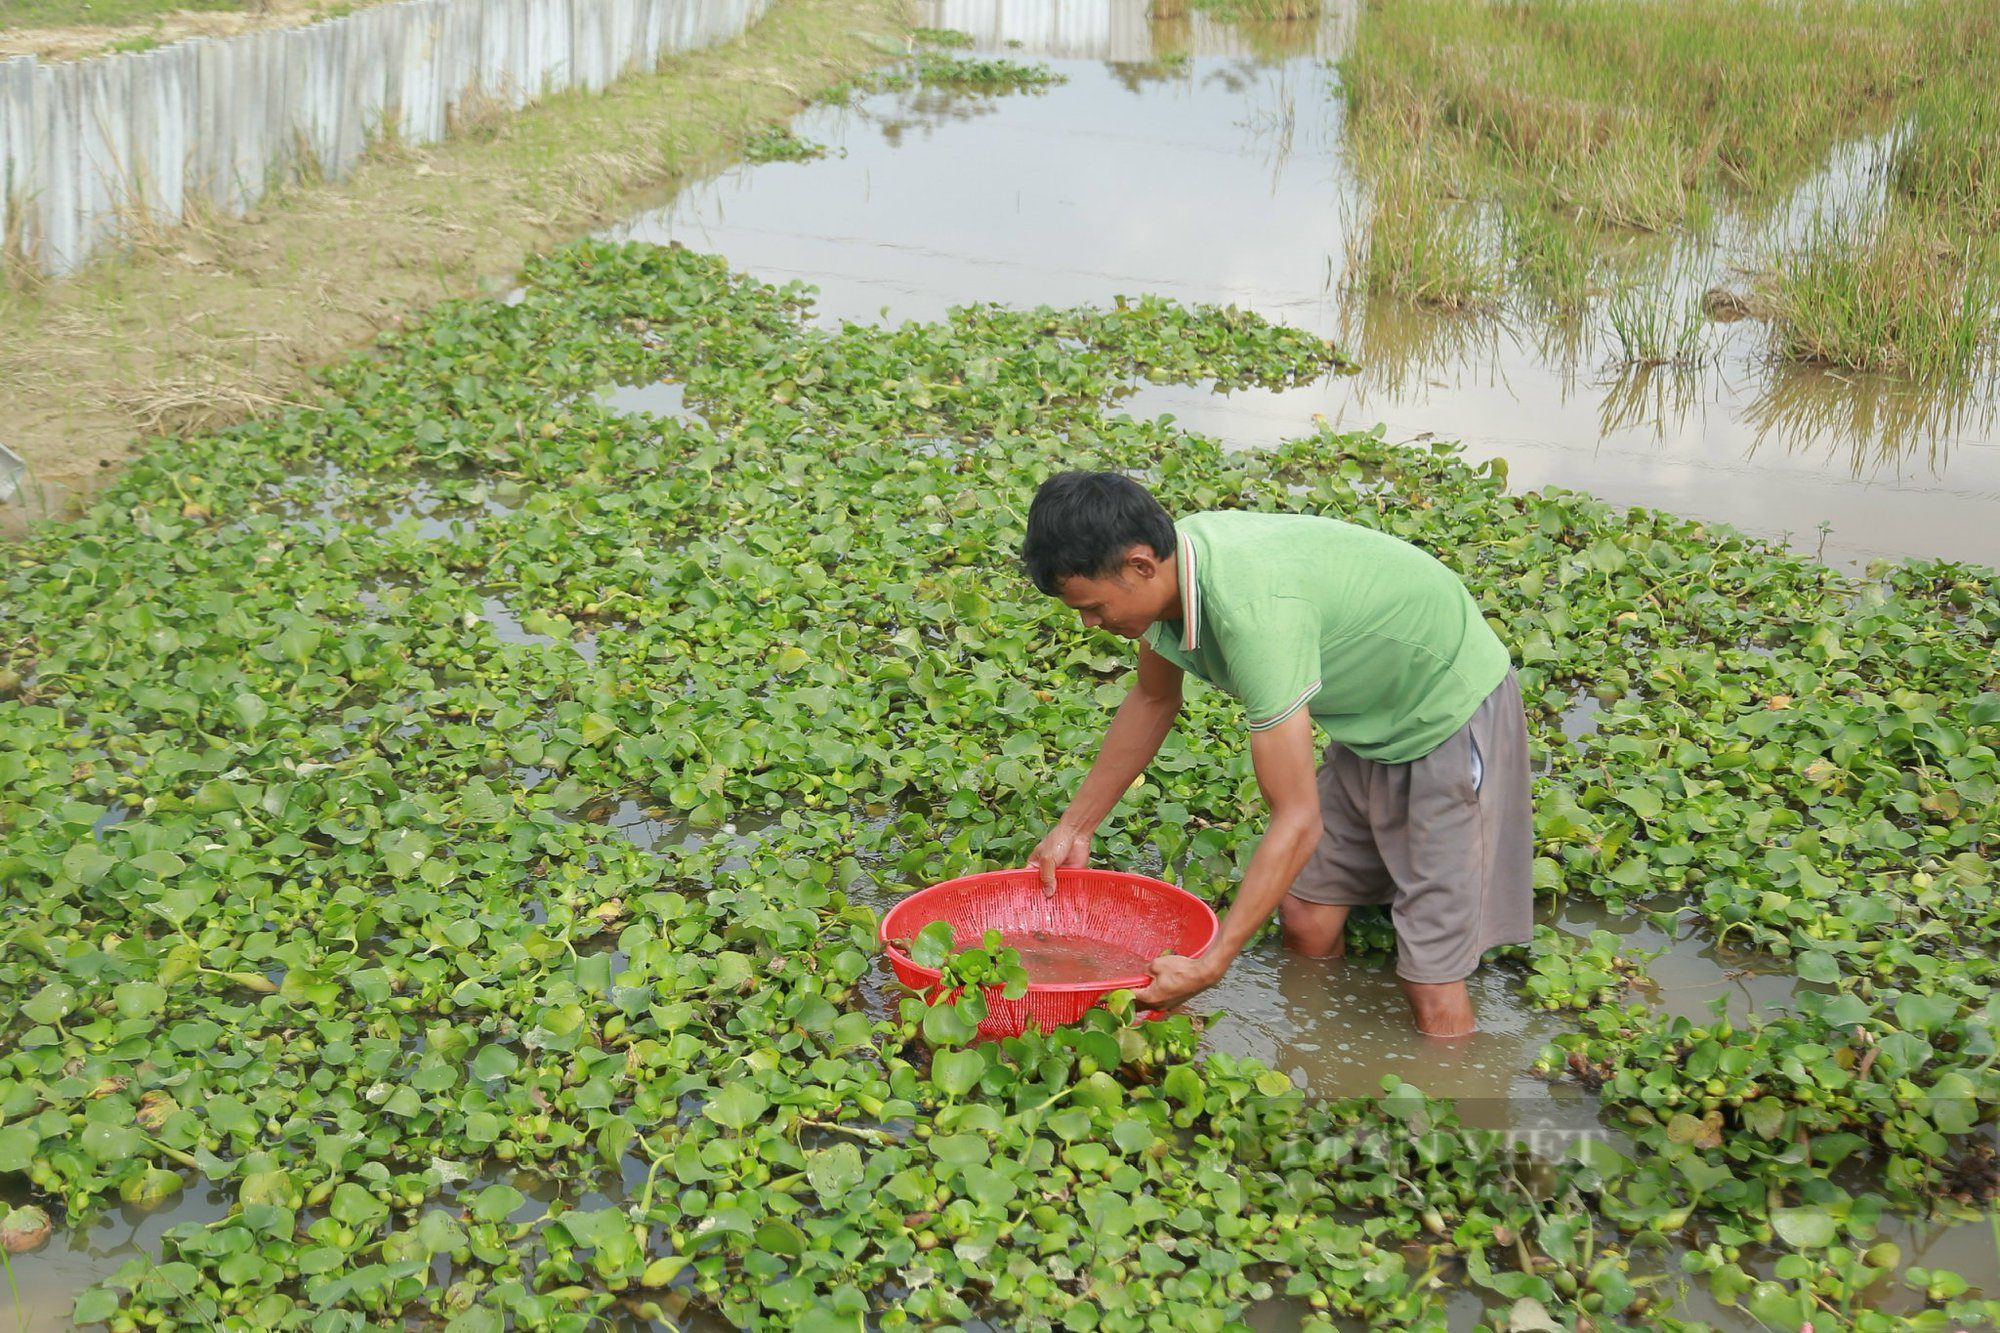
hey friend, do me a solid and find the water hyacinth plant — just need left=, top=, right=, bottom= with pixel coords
left=0, top=240, right=1995, bottom=1332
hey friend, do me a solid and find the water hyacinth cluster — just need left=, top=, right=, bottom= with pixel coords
left=0, top=240, right=1996, bottom=1332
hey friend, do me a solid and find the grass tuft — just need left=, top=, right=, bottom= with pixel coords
left=1501, top=200, right=1599, bottom=315
left=1345, top=162, right=1497, bottom=312
left=1336, top=0, right=2000, bottom=377
left=1185, top=0, right=1321, bottom=19
left=1767, top=211, right=1994, bottom=380
left=1605, top=283, right=1709, bottom=368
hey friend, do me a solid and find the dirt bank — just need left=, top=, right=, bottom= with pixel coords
left=0, top=0, right=375, bottom=62
left=0, top=0, right=908, bottom=535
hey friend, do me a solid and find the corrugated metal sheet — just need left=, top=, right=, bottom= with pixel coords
left=0, top=0, right=771, bottom=277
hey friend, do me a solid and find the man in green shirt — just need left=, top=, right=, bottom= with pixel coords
left=1019, top=471, right=1533, bottom=1037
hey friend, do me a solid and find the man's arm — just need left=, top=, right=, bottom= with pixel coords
left=1134, top=707, right=1320, bottom=1007
left=1028, top=644, right=1184, bottom=890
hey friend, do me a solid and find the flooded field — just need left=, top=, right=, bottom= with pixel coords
left=4, top=2, right=1998, bottom=1330
left=613, top=0, right=2000, bottom=572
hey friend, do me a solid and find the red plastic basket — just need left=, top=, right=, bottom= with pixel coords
left=878, top=868, right=1219, bottom=1039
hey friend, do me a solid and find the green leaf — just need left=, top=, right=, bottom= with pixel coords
left=794, top=1305, right=863, bottom=1333
left=1110, top=1119, right=1156, bottom=1154
left=703, top=1082, right=769, bottom=1130
left=1927, top=1071, right=1978, bottom=1135
left=1379, top=1078, right=1427, bottom=1125
left=1745, top=1096, right=1788, bottom=1140
left=931, top=1049, right=985, bottom=1098
left=61, top=842, right=117, bottom=886
left=232, top=692, right=270, bottom=731
left=71, top=1287, right=123, bottom=1325
left=22, top=983, right=77, bottom=1025
left=119, top=1168, right=185, bottom=1208
left=930, top=1133, right=989, bottom=1167
left=380, top=829, right=431, bottom=877
left=470, top=1045, right=519, bottom=1081
left=0, top=1124, right=41, bottom=1172
left=239, top=1167, right=293, bottom=1207
left=1895, top=991, right=1958, bottom=1036
left=1615, top=787, right=1663, bottom=820
left=909, top=919, right=956, bottom=970
left=806, top=1143, right=863, bottom=1201
left=330, top=1182, right=388, bottom=1228
left=469, top=1184, right=526, bottom=1223
left=922, top=1000, right=979, bottom=1046
left=131, top=850, right=187, bottom=877
left=1770, top=1206, right=1836, bottom=1249
left=112, top=980, right=169, bottom=1018
left=80, top=1121, right=140, bottom=1162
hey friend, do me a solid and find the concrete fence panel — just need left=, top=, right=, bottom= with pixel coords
left=0, top=0, right=774, bottom=277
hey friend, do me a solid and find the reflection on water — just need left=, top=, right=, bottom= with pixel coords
left=595, top=377, right=696, bottom=421
left=606, top=0, right=2000, bottom=570
left=1747, top=358, right=1998, bottom=477
left=2, top=1182, right=232, bottom=1333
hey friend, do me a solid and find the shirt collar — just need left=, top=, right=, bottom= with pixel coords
left=1176, top=528, right=1201, bottom=652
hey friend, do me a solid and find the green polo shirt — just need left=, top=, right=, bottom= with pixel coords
left=1147, top=511, right=1511, bottom=763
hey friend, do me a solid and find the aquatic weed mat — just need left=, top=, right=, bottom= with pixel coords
left=1, top=241, right=1996, bottom=1333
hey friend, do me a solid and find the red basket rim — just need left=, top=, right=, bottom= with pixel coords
left=877, top=868, right=1218, bottom=995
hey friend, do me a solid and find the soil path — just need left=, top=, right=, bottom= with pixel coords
left=0, top=0, right=378, bottom=62
left=0, top=0, right=907, bottom=534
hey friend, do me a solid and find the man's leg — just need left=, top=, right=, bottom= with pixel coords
left=1399, top=978, right=1476, bottom=1039
left=1381, top=669, right=1536, bottom=1037
left=1286, top=739, right=1391, bottom=956
left=1280, top=897, right=1350, bottom=957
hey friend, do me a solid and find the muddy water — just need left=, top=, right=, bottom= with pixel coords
left=611, top=0, right=2000, bottom=573
left=995, top=930, right=1157, bottom=985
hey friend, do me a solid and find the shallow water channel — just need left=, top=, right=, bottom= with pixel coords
left=12, top=1, right=2000, bottom=1328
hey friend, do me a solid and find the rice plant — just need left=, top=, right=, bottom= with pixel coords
left=1345, top=161, right=1499, bottom=312
left=1335, top=0, right=1998, bottom=377
left=1604, top=283, right=1710, bottom=368
left=1768, top=210, right=1995, bottom=380
left=1501, top=198, right=1600, bottom=314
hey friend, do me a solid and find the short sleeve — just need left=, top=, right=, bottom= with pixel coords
left=1216, top=598, right=1321, bottom=731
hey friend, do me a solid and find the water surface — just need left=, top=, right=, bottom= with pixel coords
left=611, top=0, right=2000, bottom=571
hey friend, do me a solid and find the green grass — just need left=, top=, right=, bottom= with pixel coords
left=0, top=0, right=245, bottom=31
left=1768, top=211, right=1995, bottom=380
left=1604, top=282, right=1708, bottom=368
left=1340, top=0, right=1939, bottom=217
left=1500, top=198, right=1599, bottom=315
left=1346, top=160, right=1498, bottom=311
left=1337, top=0, right=2000, bottom=377
left=1182, top=0, right=1320, bottom=19
left=1889, top=73, right=2000, bottom=233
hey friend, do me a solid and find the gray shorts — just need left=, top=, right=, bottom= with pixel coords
left=1288, top=669, right=1534, bottom=984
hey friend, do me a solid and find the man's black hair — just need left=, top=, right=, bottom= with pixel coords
left=1021, top=471, right=1178, bottom=596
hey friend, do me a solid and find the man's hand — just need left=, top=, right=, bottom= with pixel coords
left=1026, top=824, right=1093, bottom=895
left=1132, top=952, right=1223, bottom=1010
